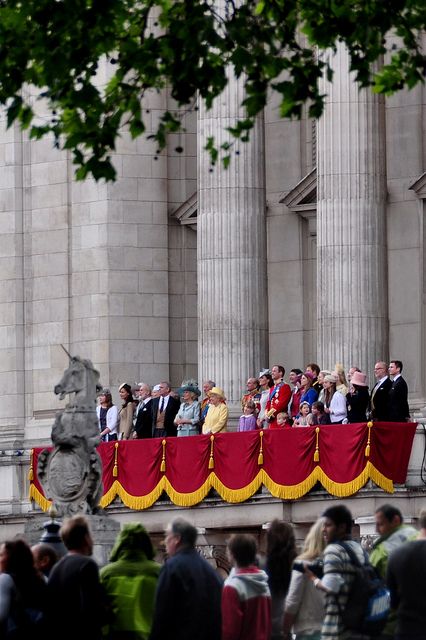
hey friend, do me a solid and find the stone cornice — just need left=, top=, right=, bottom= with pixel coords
left=171, top=192, right=197, bottom=230
left=279, top=167, right=317, bottom=214
left=409, top=172, right=426, bottom=199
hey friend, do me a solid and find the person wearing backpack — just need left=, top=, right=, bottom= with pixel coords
left=304, top=505, right=370, bottom=640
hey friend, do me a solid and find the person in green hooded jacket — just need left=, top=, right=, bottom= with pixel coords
left=100, top=523, right=161, bottom=639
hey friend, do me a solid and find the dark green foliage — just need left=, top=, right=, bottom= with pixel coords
left=0, top=0, right=424, bottom=180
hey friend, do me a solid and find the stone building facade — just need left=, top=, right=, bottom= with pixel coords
left=1, top=46, right=426, bottom=537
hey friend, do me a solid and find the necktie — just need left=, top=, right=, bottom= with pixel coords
left=160, top=397, right=164, bottom=413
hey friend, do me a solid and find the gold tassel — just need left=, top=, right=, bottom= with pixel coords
left=160, top=439, right=166, bottom=473
left=314, top=427, right=320, bottom=462
left=258, top=430, right=264, bottom=465
left=208, top=435, right=215, bottom=469
left=28, top=448, right=34, bottom=482
left=112, top=441, right=119, bottom=477
left=365, top=421, right=373, bottom=457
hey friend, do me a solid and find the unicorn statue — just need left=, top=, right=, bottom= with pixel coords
left=38, top=347, right=104, bottom=516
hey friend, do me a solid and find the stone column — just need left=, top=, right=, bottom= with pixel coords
left=197, top=77, right=268, bottom=405
left=317, top=44, right=388, bottom=379
left=0, top=121, right=25, bottom=444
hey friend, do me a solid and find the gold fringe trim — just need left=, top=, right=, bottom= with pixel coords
left=112, top=441, right=119, bottom=477
left=160, top=439, right=166, bottom=473
left=28, top=449, right=34, bottom=481
left=365, top=421, right=373, bottom=457
left=314, top=427, right=320, bottom=462
left=29, top=463, right=395, bottom=512
left=258, top=431, right=264, bottom=465
left=208, top=435, right=215, bottom=469
left=28, top=483, right=52, bottom=512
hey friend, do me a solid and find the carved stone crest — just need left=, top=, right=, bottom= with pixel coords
left=38, top=348, right=103, bottom=516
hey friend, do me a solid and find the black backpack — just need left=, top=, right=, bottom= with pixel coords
left=335, top=541, right=390, bottom=637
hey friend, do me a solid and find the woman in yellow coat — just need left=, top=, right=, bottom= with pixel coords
left=202, top=387, right=228, bottom=434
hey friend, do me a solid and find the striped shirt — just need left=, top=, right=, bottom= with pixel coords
left=321, top=540, right=365, bottom=640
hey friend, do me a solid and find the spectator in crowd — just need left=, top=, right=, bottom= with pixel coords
left=370, top=361, right=392, bottom=421
left=323, top=374, right=347, bottom=424
left=202, top=387, right=228, bottom=434
left=151, top=381, right=180, bottom=438
left=174, top=380, right=201, bottom=436
left=201, top=380, right=215, bottom=422
left=306, top=363, right=321, bottom=394
left=300, top=372, right=318, bottom=407
left=370, top=504, right=417, bottom=639
left=288, top=370, right=303, bottom=421
left=134, top=383, right=153, bottom=439
left=386, top=508, right=426, bottom=640
left=266, top=520, right=297, bottom=640
left=347, top=367, right=361, bottom=393
left=118, top=383, right=135, bottom=440
left=149, top=517, right=222, bottom=640
left=317, top=371, right=331, bottom=404
left=97, top=388, right=119, bottom=442
left=0, top=538, right=47, bottom=635
left=334, top=364, right=349, bottom=396
left=265, top=365, right=292, bottom=429
left=222, top=534, right=271, bottom=640
left=346, top=371, right=369, bottom=423
left=241, top=377, right=261, bottom=413
left=151, top=384, right=161, bottom=398
left=257, top=369, right=274, bottom=429
left=305, top=505, right=366, bottom=640
left=47, top=516, right=106, bottom=640
left=310, top=401, right=330, bottom=426
left=31, top=543, right=58, bottom=581
left=276, top=411, right=292, bottom=428
left=239, top=399, right=258, bottom=432
left=293, top=402, right=312, bottom=427
left=101, top=523, right=161, bottom=640
left=283, top=518, right=326, bottom=640
left=387, top=360, right=410, bottom=422
left=370, top=504, right=417, bottom=579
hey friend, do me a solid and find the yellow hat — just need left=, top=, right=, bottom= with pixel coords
left=208, top=386, right=226, bottom=399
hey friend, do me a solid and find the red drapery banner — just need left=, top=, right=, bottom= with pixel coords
left=28, top=422, right=417, bottom=511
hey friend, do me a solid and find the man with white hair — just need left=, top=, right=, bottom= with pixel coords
left=134, top=382, right=153, bottom=439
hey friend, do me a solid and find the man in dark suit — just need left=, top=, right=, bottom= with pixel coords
left=387, top=360, right=410, bottom=422
left=370, top=361, right=392, bottom=421
left=151, top=381, right=180, bottom=437
left=134, top=382, right=153, bottom=439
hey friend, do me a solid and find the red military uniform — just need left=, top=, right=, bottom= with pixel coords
left=241, top=389, right=262, bottom=414
left=265, top=381, right=292, bottom=429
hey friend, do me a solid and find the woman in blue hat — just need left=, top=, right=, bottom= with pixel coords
left=174, top=381, right=201, bottom=436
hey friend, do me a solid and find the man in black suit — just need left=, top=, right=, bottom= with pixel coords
left=387, top=360, right=410, bottom=422
left=370, top=361, right=392, bottom=421
left=134, top=382, right=153, bottom=439
left=151, top=381, right=180, bottom=438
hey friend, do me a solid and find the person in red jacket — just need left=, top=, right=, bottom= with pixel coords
left=265, top=365, right=292, bottom=429
left=222, top=534, right=271, bottom=640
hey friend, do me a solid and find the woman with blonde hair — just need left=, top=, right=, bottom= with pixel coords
left=283, top=518, right=326, bottom=640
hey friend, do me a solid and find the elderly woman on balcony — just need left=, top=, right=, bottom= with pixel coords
left=202, top=387, right=228, bottom=434
left=174, top=381, right=201, bottom=436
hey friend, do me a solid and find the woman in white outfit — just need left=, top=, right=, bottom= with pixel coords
left=96, top=388, right=119, bottom=442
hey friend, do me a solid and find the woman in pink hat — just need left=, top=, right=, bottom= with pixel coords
left=346, top=371, right=370, bottom=423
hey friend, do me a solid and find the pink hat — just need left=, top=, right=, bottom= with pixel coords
left=351, top=371, right=368, bottom=387
left=303, top=370, right=315, bottom=381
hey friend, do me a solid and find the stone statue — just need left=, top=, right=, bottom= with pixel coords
left=38, top=348, right=104, bottom=516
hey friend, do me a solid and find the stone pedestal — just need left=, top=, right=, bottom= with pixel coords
left=316, top=44, right=388, bottom=379
left=24, top=511, right=120, bottom=567
left=197, top=76, right=268, bottom=404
